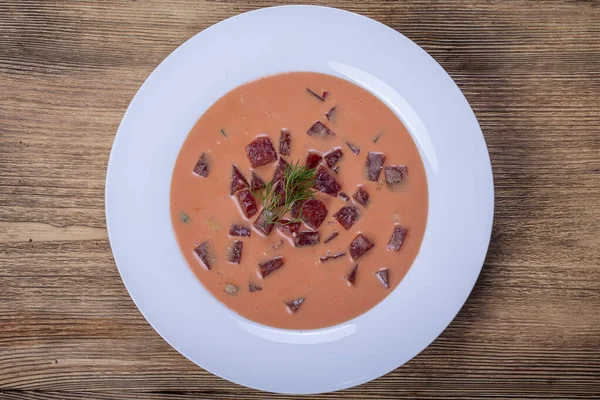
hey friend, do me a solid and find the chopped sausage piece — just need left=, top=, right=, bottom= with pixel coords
left=254, top=209, right=275, bottom=236
left=319, top=251, right=346, bottom=262
left=236, top=189, right=258, bottom=218
left=325, top=106, right=337, bottom=121
left=306, top=151, right=323, bottom=169
left=228, top=241, right=243, bottom=264
left=279, top=129, right=291, bottom=156
left=193, top=152, right=210, bottom=177
left=352, top=186, right=370, bottom=207
left=333, top=206, right=361, bottom=230
left=307, top=121, right=334, bottom=138
left=349, top=234, right=374, bottom=260
left=272, top=178, right=286, bottom=206
left=224, top=282, right=239, bottom=295
left=323, top=231, right=339, bottom=244
left=324, top=148, right=343, bottom=168
left=385, top=165, right=408, bottom=185
left=251, top=172, right=265, bottom=192
left=292, top=198, right=328, bottom=229
left=230, top=165, right=249, bottom=195
left=277, top=219, right=301, bottom=236
left=387, top=225, right=407, bottom=251
left=346, top=141, right=360, bottom=155
left=194, top=241, right=213, bottom=270
left=294, top=231, right=320, bottom=247
left=338, top=192, right=350, bottom=201
left=346, top=264, right=358, bottom=286
left=365, top=152, right=386, bottom=181
left=245, top=136, right=278, bottom=168
left=249, top=282, right=262, bottom=292
left=376, top=269, right=390, bottom=288
left=258, top=257, right=284, bottom=278
left=307, top=88, right=325, bottom=101
left=273, top=156, right=289, bottom=183
left=314, top=165, right=341, bottom=196
left=286, top=298, right=305, bottom=313
left=229, top=224, right=251, bottom=237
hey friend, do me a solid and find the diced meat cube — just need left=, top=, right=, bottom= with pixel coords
left=286, top=298, right=305, bottom=313
left=254, top=209, right=275, bottom=236
left=314, top=166, right=341, bottom=196
left=333, top=206, right=361, bottom=230
left=236, top=189, right=258, bottom=218
left=193, top=153, right=210, bottom=177
left=279, top=129, right=291, bottom=156
left=385, top=165, right=408, bottom=185
left=346, top=141, right=360, bottom=155
left=245, top=136, right=277, bottom=168
left=387, top=225, right=407, bottom=251
left=230, top=165, right=249, bottom=195
left=324, top=148, right=343, bottom=168
left=307, top=121, right=334, bottom=138
left=325, top=106, right=337, bottom=121
left=376, top=269, right=390, bottom=288
left=294, top=231, right=320, bottom=247
left=352, top=186, right=370, bottom=207
left=323, top=231, right=339, bottom=244
left=258, top=257, right=284, bottom=278
left=251, top=172, right=265, bottom=191
left=349, top=234, right=374, bottom=260
left=224, top=282, right=239, bottom=295
left=292, top=198, right=328, bottom=229
left=346, top=264, right=358, bottom=286
left=194, top=241, right=213, bottom=270
left=306, top=152, right=323, bottom=169
left=277, top=219, right=301, bottom=236
left=249, top=282, right=262, bottom=292
left=229, top=224, right=251, bottom=237
left=272, top=179, right=286, bottom=206
left=365, top=152, right=385, bottom=181
left=273, top=157, right=289, bottom=183
left=338, top=192, right=350, bottom=201
left=228, top=240, right=243, bottom=264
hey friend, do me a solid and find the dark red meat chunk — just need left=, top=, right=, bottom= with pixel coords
left=346, top=141, right=360, bottom=155
left=236, top=189, right=258, bottom=218
left=273, top=157, right=289, bottom=183
left=286, top=298, right=305, bottom=313
left=333, top=206, right=361, bottom=230
left=349, top=234, right=374, bottom=260
left=387, top=225, right=407, bottom=251
left=277, top=219, right=301, bottom=236
left=385, top=165, right=408, bottom=185
left=253, top=209, right=275, bottom=236
left=314, top=166, right=341, bottom=196
left=245, top=136, right=277, bottom=168
left=249, top=282, right=262, bottom=292
left=365, top=152, right=386, bottom=181
left=346, top=264, right=358, bottom=286
left=307, top=121, right=334, bottom=138
left=352, top=186, right=370, bottom=207
left=292, top=198, right=328, bottom=229
left=230, top=165, right=249, bottom=195
left=376, top=269, right=390, bottom=288
left=306, top=152, right=323, bottom=169
left=325, top=106, right=337, bottom=121
left=294, top=231, right=320, bottom=247
left=228, top=241, right=243, bottom=264
left=324, top=148, right=343, bottom=168
left=258, top=257, right=284, bottom=278
left=229, top=224, right=251, bottom=237
left=193, top=153, right=210, bottom=177
left=338, top=192, right=350, bottom=201
left=279, top=129, right=291, bottom=156
left=323, top=231, right=339, bottom=244
left=194, top=241, right=213, bottom=270
left=251, top=172, right=265, bottom=191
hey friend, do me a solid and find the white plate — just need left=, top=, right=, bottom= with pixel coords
left=105, top=5, right=493, bottom=394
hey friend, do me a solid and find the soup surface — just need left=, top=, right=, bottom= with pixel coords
left=170, top=72, right=428, bottom=330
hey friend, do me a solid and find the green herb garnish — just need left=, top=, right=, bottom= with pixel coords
left=180, top=211, right=191, bottom=223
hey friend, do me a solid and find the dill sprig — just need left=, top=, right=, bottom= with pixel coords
left=253, top=160, right=316, bottom=225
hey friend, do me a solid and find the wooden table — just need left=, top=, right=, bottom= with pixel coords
left=1, top=1, right=599, bottom=399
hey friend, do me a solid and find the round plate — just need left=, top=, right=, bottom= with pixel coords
left=105, top=5, right=493, bottom=394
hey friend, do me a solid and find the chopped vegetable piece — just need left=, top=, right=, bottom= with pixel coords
left=249, top=282, right=262, bottom=292
left=365, top=152, right=386, bottom=181
left=193, top=152, right=210, bottom=177
left=385, top=165, right=408, bottom=185
left=277, top=219, right=301, bottom=236
left=254, top=209, right=275, bottom=236
left=387, top=225, right=407, bottom=251
left=245, top=136, right=277, bottom=168
left=352, top=186, right=370, bottom=207
left=194, top=241, right=213, bottom=270
left=230, top=165, right=249, bottom=195
left=373, top=131, right=383, bottom=143
left=228, top=240, right=243, bottom=264
left=346, top=264, right=358, bottom=286
left=333, top=206, right=361, bottom=230
left=229, top=224, right=251, bottom=237
left=338, top=192, right=350, bottom=201
left=292, top=198, right=328, bottom=229
left=307, top=121, right=335, bottom=138
left=349, top=234, right=374, bottom=260
left=314, top=165, right=342, bottom=196
left=286, top=298, right=305, bottom=313
left=220, top=128, right=228, bottom=138
left=323, top=231, right=339, bottom=244
left=258, top=256, right=284, bottom=278
left=346, top=141, right=360, bottom=155
left=325, top=106, right=337, bottom=121
left=236, top=189, right=258, bottom=218
left=319, top=251, right=346, bottom=262
left=294, top=231, right=320, bottom=247
left=251, top=172, right=265, bottom=192
left=273, top=157, right=289, bottom=183
left=324, top=148, right=343, bottom=168
left=376, top=269, right=390, bottom=288
left=224, top=282, right=239, bottom=295
left=279, top=129, right=291, bottom=156
left=306, top=151, right=323, bottom=169
left=180, top=212, right=191, bottom=223
left=306, top=88, right=325, bottom=101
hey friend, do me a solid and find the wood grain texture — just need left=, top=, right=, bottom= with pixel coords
left=1, top=0, right=599, bottom=399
